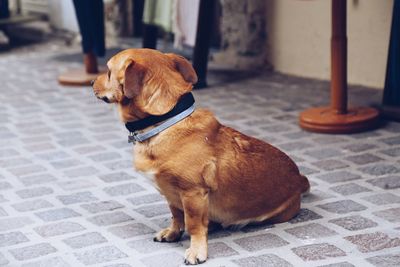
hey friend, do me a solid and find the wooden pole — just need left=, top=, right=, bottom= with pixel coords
left=331, top=0, right=347, bottom=114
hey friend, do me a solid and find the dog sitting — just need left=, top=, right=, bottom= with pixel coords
left=92, top=48, right=310, bottom=265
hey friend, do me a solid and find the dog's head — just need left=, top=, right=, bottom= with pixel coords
left=92, top=48, right=197, bottom=118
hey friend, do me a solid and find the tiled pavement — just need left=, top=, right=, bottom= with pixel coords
left=0, top=40, right=400, bottom=267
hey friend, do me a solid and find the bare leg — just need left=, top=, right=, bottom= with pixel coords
left=154, top=205, right=184, bottom=242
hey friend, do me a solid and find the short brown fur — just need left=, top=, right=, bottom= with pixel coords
left=92, top=48, right=310, bottom=265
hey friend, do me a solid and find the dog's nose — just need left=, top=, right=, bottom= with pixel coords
left=90, top=79, right=96, bottom=86
left=101, top=96, right=110, bottom=103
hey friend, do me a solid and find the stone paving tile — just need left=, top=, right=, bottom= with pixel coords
left=367, top=175, right=400, bottom=189
left=34, top=221, right=85, bottom=237
left=318, top=262, right=355, bottom=267
left=379, top=135, right=400, bottom=145
left=128, top=237, right=182, bottom=253
left=108, top=222, right=155, bottom=238
left=9, top=243, right=57, bottom=261
left=88, top=211, right=133, bottom=226
left=104, top=160, right=135, bottom=171
left=312, top=159, right=349, bottom=171
left=0, top=216, right=34, bottom=232
left=239, top=223, right=274, bottom=233
left=35, top=208, right=81, bottom=222
left=379, top=147, right=400, bottom=157
left=208, top=242, right=240, bottom=259
left=63, top=166, right=99, bottom=178
left=292, top=243, right=346, bottom=261
left=344, top=153, right=383, bottom=165
left=233, top=233, right=289, bottom=251
left=141, top=252, right=183, bottom=267
left=305, top=148, right=344, bottom=159
left=74, top=245, right=128, bottom=265
left=342, top=143, right=377, bottom=153
left=134, top=203, right=170, bottom=218
left=358, top=163, right=400, bottom=176
left=20, top=257, right=71, bottom=267
left=373, top=207, right=400, bottom=223
left=7, top=165, right=47, bottom=177
left=57, top=179, right=95, bottom=191
left=18, top=173, right=57, bottom=186
left=285, top=222, right=337, bottom=239
left=103, top=183, right=145, bottom=196
left=289, top=208, right=323, bottom=223
left=1, top=42, right=399, bottom=267
left=50, top=159, right=82, bottom=169
left=56, top=191, right=98, bottom=205
left=81, top=200, right=124, bottom=213
left=366, top=252, right=400, bottom=267
left=330, top=183, right=371, bottom=196
left=316, top=171, right=361, bottom=184
left=233, top=254, right=293, bottom=267
left=329, top=215, right=378, bottom=231
left=0, top=231, right=29, bottom=247
left=127, top=193, right=165, bottom=205
left=89, top=152, right=122, bottom=162
left=16, top=186, right=54, bottom=199
left=300, top=189, right=335, bottom=203
left=362, top=192, right=400, bottom=205
left=63, top=232, right=107, bottom=248
left=0, top=208, right=7, bottom=216
left=317, top=200, right=367, bottom=214
left=98, top=172, right=137, bottom=183
left=344, top=232, right=400, bottom=253
left=0, top=252, right=9, bottom=265
left=0, top=181, right=12, bottom=191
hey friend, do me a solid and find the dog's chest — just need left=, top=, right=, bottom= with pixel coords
left=133, top=148, right=160, bottom=187
left=140, top=169, right=157, bottom=183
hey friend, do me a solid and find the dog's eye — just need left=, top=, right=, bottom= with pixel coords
left=107, top=70, right=111, bottom=80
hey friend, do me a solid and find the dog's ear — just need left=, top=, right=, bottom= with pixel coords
left=165, top=53, right=198, bottom=84
left=123, top=57, right=179, bottom=116
left=123, top=59, right=146, bottom=99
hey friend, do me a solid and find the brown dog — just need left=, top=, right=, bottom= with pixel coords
left=92, top=48, right=310, bottom=265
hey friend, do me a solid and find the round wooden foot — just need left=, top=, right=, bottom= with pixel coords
left=299, top=106, right=380, bottom=134
left=58, top=67, right=106, bottom=86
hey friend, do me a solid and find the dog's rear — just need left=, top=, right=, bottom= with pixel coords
left=204, top=124, right=309, bottom=227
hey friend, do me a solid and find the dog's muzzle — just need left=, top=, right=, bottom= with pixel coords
left=99, top=96, right=110, bottom=103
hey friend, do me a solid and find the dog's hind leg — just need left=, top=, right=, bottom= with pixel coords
left=266, top=193, right=301, bottom=224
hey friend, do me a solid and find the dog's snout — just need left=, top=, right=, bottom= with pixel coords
left=101, top=96, right=110, bottom=103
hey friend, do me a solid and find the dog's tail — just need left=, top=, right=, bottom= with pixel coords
left=300, top=174, right=311, bottom=196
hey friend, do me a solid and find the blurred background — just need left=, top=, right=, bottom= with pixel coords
left=0, top=0, right=394, bottom=89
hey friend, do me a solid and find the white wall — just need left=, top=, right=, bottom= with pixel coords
left=265, top=0, right=393, bottom=89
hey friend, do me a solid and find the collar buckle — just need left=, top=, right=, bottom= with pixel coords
left=128, top=132, right=138, bottom=144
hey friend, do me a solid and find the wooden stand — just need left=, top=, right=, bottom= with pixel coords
left=299, top=0, right=380, bottom=134
left=58, top=51, right=105, bottom=86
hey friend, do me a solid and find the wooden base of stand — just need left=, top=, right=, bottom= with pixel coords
left=58, top=67, right=105, bottom=86
left=299, top=106, right=380, bottom=134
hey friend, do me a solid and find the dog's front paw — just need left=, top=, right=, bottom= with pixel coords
left=153, top=228, right=183, bottom=242
left=184, top=247, right=207, bottom=265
